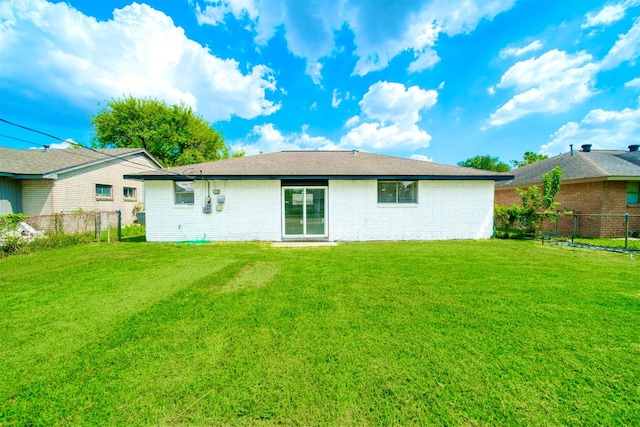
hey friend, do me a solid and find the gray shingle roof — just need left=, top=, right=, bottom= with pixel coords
left=0, top=147, right=162, bottom=177
left=125, top=150, right=513, bottom=181
left=497, top=149, right=640, bottom=188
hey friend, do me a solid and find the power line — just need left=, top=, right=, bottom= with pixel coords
left=0, top=132, right=170, bottom=175
left=0, top=133, right=46, bottom=148
left=0, top=118, right=68, bottom=144
left=0, top=118, right=185, bottom=177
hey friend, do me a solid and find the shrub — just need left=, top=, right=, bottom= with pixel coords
left=0, top=232, right=95, bottom=258
left=495, top=166, right=569, bottom=237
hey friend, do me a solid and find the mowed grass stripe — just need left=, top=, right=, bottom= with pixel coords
left=0, top=240, right=638, bottom=426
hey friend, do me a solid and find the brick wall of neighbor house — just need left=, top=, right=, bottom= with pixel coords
left=144, top=179, right=496, bottom=242
left=21, top=179, right=55, bottom=215
left=51, top=153, right=158, bottom=225
left=495, top=181, right=637, bottom=237
left=329, top=180, right=495, bottom=241
left=144, top=179, right=282, bottom=242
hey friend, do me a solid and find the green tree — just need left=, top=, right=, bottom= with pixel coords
left=91, top=96, right=238, bottom=167
left=457, top=155, right=511, bottom=172
left=495, top=166, right=565, bottom=236
left=510, top=151, right=548, bottom=168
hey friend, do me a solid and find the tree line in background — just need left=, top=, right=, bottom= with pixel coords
left=457, top=152, right=548, bottom=172
left=91, top=96, right=241, bottom=167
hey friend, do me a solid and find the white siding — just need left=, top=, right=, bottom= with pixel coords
left=145, top=180, right=281, bottom=242
left=328, top=180, right=495, bottom=241
left=145, top=178, right=495, bottom=242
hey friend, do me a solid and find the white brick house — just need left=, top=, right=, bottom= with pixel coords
left=127, top=151, right=512, bottom=242
left=0, top=147, right=162, bottom=224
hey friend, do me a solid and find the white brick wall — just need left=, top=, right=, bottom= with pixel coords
left=328, top=180, right=495, bottom=241
left=145, top=179, right=281, bottom=242
left=145, top=179, right=495, bottom=242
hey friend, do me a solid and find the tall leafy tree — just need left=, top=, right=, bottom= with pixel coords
left=457, top=155, right=511, bottom=172
left=510, top=151, right=548, bottom=168
left=91, top=96, right=238, bottom=167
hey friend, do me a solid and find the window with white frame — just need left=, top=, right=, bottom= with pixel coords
left=123, top=187, right=137, bottom=200
left=95, top=184, right=113, bottom=199
left=377, top=181, right=418, bottom=204
left=174, top=181, right=194, bottom=205
left=627, top=182, right=639, bottom=205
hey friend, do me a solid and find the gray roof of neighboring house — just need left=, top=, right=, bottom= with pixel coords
left=125, top=150, right=514, bottom=181
left=497, top=147, right=640, bottom=188
left=0, top=147, right=163, bottom=178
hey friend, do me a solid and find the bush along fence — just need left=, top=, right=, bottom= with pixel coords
left=0, top=211, right=122, bottom=257
left=495, top=212, right=640, bottom=252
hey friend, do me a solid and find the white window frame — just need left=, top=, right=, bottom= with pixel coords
left=174, top=181, right=194, bottom=205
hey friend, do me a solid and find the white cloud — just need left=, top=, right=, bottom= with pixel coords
left=410, top=154, right=433, bottom=162
left=331, top=89, right=342, bottom=108
left=541, top=106, right=640, bottom=154
left=193, top=0, right=259, bottom=26
left=488, top=50, right=597, bottom=126
left=0, top=0, right=279, bottom=122
left=236, top=82, right=438, bottom=154
left=359, top=81, right=438, bottom=126
left=599, top=16, right=640, bottom=71
left=338, top=122, right=432, bottom=150
left=28, top=139, right=75, bottom=150
left=192, top=0, right=515, bottom=80
left=338, top=81, right=437, bottom=151
left=345, top=115, right=360, bottom=127
left=500, top=40, right=544, bottom=58
left=582, top=0, right=639, bottom=28
left=232, top=123, right=335, bottom=155
left=489, top=9, right=640, bottom=127
left=625, top=77, right=640, bottom=88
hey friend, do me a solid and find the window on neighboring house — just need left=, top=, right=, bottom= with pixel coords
left=175, top=181, right=194, bottom=205
left=123, top=187, right=137, bottom=200
left=96, top=184, right=113, bottom=199
left=377, top=181, right=418, bottom=204
left=627, top=182, right=640, bottom=205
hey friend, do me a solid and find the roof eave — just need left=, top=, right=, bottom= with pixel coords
left=125, top=173, right=513, bottom=181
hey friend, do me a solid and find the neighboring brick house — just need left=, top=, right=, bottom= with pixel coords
left=0, top=147, right=163, bottom=224
left=125, top=150, right=512, bottom=242
left=495, top=144, right=640, bottom=237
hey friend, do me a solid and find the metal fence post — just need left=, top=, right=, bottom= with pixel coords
left=95, top=212, right=101, bottom=241
left=572, top=213, right=578, bottom=243
left=625, top=213, right=629, bottom=250
left=116, top=210, right=122, bottom=242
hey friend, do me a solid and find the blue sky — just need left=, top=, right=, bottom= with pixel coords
left=1, top=0, right=639, bottom=166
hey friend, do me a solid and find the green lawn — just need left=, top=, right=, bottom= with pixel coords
left=1, top=240, right=638, bottom=426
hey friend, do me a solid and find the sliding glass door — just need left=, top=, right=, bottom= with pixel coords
left=283, top=187, right=326, bottom=237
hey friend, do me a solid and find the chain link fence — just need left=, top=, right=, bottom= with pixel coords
left=22, top=210, right=122, bottom=241
left=497, top=212, right=640, bottom=252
